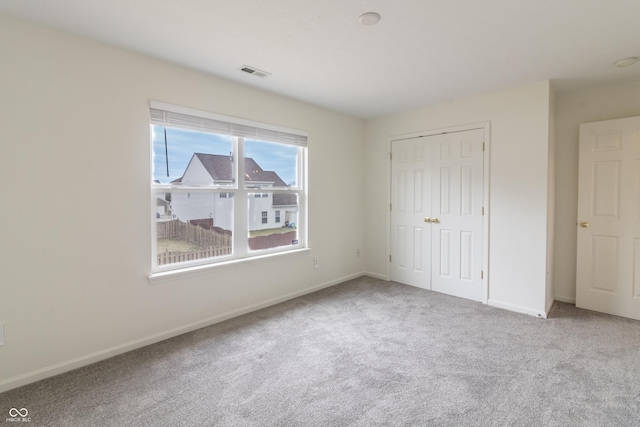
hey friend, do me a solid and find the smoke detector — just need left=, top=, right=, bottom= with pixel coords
left=359, top=12, right=381, bottom=26
left=238, top=65, right=271, bottom=78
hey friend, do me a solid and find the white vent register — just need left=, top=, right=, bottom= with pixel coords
left=238, top=65, right=271, bottom=78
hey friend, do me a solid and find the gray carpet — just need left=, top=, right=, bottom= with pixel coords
left=2, top=276, right=640, bottom=426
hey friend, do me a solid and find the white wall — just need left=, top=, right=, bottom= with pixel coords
left=364, top=81, right=553, bottom=317
left=554, top=79, right=640, bottom=303
left=0, top=13, right=365, bottom=392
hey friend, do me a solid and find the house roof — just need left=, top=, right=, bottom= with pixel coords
left=194, top=153, right=289, bottom=184
left=190, top=153, right=296, bottom=207
left=194, top=153, right=234, bottom=182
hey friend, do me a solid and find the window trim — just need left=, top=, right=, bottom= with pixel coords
left=148, top=248, right=311, bottom=285
left=149, top=101, right=308, bottom=275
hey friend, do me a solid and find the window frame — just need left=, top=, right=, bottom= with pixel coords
left=149, top=101, right=308, bottom=275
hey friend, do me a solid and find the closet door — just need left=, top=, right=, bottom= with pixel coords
left=430, top=130, right=484, bottom=301
left=390, top=129, right=484, bottom=302
left=390, top=137, right=432, bottom=289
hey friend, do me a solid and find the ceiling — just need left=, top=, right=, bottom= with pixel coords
left=2, top=0, right=640, bottom=119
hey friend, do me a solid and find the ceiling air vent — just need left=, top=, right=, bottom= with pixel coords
left=238, top=65, right=271, bottom=78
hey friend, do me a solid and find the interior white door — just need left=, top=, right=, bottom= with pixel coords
left=390, top=137, right=432, bottom=289
left=390, top=129, right=484, bottom=301
left=576, top=116, right=640, bottom=320
left=430, top=130, right=484, bottom=301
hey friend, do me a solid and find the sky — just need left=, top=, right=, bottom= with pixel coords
left=151, top=125, right=298, bottom=185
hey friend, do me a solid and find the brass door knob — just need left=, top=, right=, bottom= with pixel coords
left=424, top=217, right=431, bottom=223
left=580, top=221, right=589, bottom=228
left=431, top=218, right=439, bottom=224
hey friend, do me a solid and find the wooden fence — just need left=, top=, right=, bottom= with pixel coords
left=157, top=219, right=231, bottom=248
left=157, top=220, right=298, bottom=265
left=157, top=219, right=232, bottom=266
left=158, top=245, right=232, bottom=266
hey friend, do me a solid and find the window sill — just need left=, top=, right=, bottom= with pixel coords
left=148, top=248, right=311, bottom=285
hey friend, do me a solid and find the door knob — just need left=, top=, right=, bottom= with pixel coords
left=431, top=218, right=439, bottom=224
left=580, top=221, right=589, bottom=228
left=424, top=217, right=431, bottom=223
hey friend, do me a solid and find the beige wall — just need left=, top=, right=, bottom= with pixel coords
left=0, top=14, right=365, bottom=391
left=364, top=81, right=554, bottom=317
left=554, top=80, right=640, bottom=303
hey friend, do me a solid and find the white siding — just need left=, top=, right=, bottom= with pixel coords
left=169, top=192, right=233, bottom=231
left=181, top=156, right=214, bottom=186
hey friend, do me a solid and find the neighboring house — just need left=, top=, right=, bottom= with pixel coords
left=169, top=153, right=298, bottom=231
left=154, top=180, right=172, bottom=218
left=155, top=196, right=170, bottom=218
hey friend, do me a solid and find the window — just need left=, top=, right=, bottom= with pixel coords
left=150, top=101, right=307, bottom=271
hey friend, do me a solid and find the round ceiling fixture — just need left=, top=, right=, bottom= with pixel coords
left=359, top=12, right=381, bottom=26
left=614, top=56, right=638, bottom=68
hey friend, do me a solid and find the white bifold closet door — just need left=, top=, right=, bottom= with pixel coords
left=390, top=129, right=484, bottom=302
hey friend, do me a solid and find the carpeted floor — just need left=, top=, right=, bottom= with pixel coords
left=2, top=276, right=640, bottom=426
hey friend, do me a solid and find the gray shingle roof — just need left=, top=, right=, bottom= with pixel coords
left=194, top=153, right=233, bottom=182
left=189, top=153, right=296, bottom=207
left=194, top=153, right=286, bottom=184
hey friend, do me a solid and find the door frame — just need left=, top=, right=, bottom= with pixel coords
left=386, top=121, right=491, bottom=304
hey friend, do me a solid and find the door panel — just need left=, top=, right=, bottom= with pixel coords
left=576, top=116, right=640, bottom=320
left=592, top=161, right=619, bottom=217
left=460, top=231, right=473, bottom=281
left=439, top=167, right=452, bottom=214
left=413, top=227, right=425, bottom=272
left=390, top=138, right=432, bottom=289
left=461, top=166, right=473, bottom=215
left=590, top=235, right=617, bottom=293
left=431, top=131, right=484, bottom=301
left=396, top=225, right=408, bottom=269
left=439, top=229, right=452, bottom=278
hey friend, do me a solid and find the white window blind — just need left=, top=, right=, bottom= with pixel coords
left=150, top=101, right=307, bottom=147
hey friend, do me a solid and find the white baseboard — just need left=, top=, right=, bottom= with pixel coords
left=363, top=271, right=387, bottom=280
left=554, top=295, right=576, bottom=304
left=488, top=299, right=548, bottom=319
left=0, top=272, right=365, bottom=394
left=546, top=298, right=555, bottom=315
